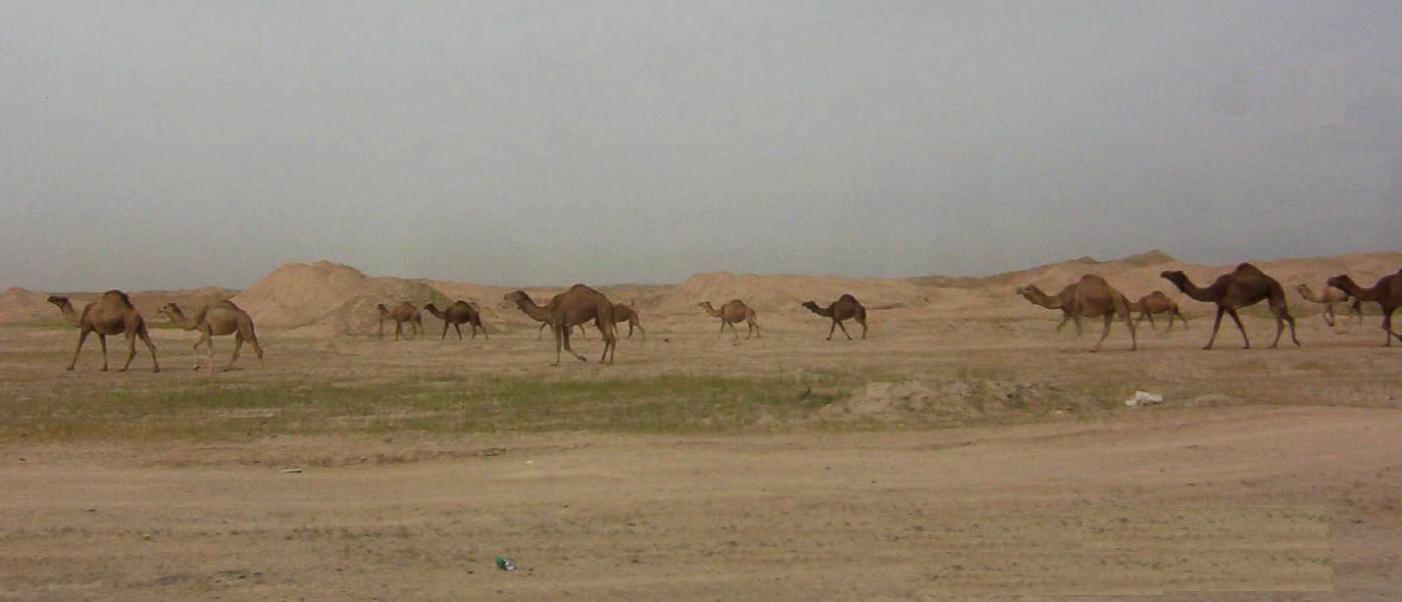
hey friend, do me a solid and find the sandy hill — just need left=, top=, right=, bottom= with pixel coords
left=0, top=287, right=56, bottom=325
left=231, top=261, right=451, bottom=336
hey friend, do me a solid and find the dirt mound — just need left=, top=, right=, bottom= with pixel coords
left=0, top=287, right=57, bottom=325
left=231, top=261, right=446, bottom=336
left=657, top=272, right=930, bottom=317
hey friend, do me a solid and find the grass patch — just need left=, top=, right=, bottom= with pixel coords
left=1, top=374, right=849, bottom=442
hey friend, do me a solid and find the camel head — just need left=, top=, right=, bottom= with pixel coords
left=157, top=302, right=184, bottom=320
left=1159, top=270, right=1189, bottom=288
left=1325, top=275, right=1355, bottom=292
left=801, top=301, right=821, bottom=313
left=503, top=291, right=531, bottom=306
left=1014, top=285, right=1042, bottom=298
left=46, top=295, right=70, bottom=309
left=375, top=303, right=390, bottom=315
left=422, top=303, right=438, bottom=312
left=1294, top=283, right=1311, bottom=295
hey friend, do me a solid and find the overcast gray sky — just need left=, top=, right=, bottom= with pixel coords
left=2, top=1, right=1399, bottom=291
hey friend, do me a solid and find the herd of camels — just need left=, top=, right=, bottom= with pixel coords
left=42, top=263, right=1402, bottom=372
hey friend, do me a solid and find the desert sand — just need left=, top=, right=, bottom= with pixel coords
left=2, top=250, right=1401, bottom=600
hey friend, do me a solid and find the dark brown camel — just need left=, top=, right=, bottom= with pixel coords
left=423, top=301, right=488, bottom=340
left=698, top=300, right=760, bottom=339
left=504, top=284, right=617, bottom=365
left=1160, top=263, right=1299, bottom=350
left=1129, top=291, right=1188, bottom=331
left=47, top=291, right=160, bottom=372
left=376, top=302, right=423, bottom=341
left=1295, top=283, right=1364, bottom=327
left=1016, top=275, right=1136, bottom=351
left=801, top=294, right=867, bottom=340
left=1326, top=270, right=1402, bottom=346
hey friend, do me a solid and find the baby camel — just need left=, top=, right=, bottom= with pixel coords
left=376, top=302, right=424, bottom=341
left=801, top=294, right=867, bottom=340
left=159, top=301, right=264, bottom=372
left=47, top=291, right=160, bottom=372
left=1295, top=283, right=1363, bottom=327
left=698, top=300, right=760, bottom=339
left=423, top=301, right=488, bottom=340
left=1129, top=291, right=1188, bottom=331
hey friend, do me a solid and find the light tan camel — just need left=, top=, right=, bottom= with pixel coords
left=801, top=294, right=867, bottom=340
left=1015, top=275, right=1136, bottom=351
left=504, top=284, right=618, bottom=365
left=47, top=291, right=160, bottom=372
left=1326, top=270, right=1402, bottom=346
left=1295, top=283, right=1364, bottom=327
left=1129, top=291, right=1188, bottom=331
left=423, top=301, right=488, bottom=340
left=1161, top=263, right=1299, bottom=350
left=158, top=301, right=264, bottom=372
left=376, top=302, right=423, bottom=341
left=698, top=300, right=761, bottom=339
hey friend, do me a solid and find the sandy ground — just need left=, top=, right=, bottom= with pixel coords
left=3, top=307, right=1402, bottom=600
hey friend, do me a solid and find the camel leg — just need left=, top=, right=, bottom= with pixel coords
left=1093, top=314, right=1112, bottom=352
left=858, top=318, right=867, bottom=339
left=1144, top=312, right=1156, bottom=330
left=750, top=320, right=761, bottom=339
left=226, top=333, right=245, bottom=372
left=728, top=322, right=740, bottom=340
left=120, top=331, right=138, bottom=372
left=633, top=320, right=646, bottom=340
left=454, top=323, right=464, bottom=340
left=1382, top=308, right=1399, bottom=346
left=97, top=333, right=108, bottom=371
left=596, top=320, right=613, bottom=364
left=1205, top=307, right=1225, bottom=350
left=68, top=329, right=92, bottom=371
left=1274, top=304, right=1300, bottom=348
left=440, top=321, right=449, bottom=340
left=1352, top=299, right=1365, bottom=324
left=1124, top=311, right=1137, bottom=351
left=1055, top=315, right=1071, bottom=333
left=1176, top=310, right=1188, bottom=329
left=203, top=331, right=216, bottom=373
left=826, top=320, right=837, bottom=341
left=1072, top=315, right=1083, bottom=337
left=479, top=322, right=489, bottom=340
left=836, top=320, right=852, bottom=341
left=1322, top=303, right=1336, bottom=327
left=1226, top=308, right=1250, bottom=349
left=561, top=323, right=587, bottom=363
left=395, top=322, right=404, bottom=341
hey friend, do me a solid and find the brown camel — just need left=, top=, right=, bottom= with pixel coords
left=1015, top=275, right=1136, bottom=351
left=610, top=301, right=646, bottom=339
left=1129, top=291, right=1188, bottom=331
left=1160, top=263, right=1299, bottom=350
left=503, top=284, right=618, bottom=365
left=423, top=301, right=488, bottom=340
left=801, top=294, right=867, bottom=340
left=1015, top=284, right=1083, bottom=335
left=1326, top=270, right=1402, bottom=346
left=47, top=291, right=160, bottom=372
left=159, top=301, right=264, bottom=372
left=1295, top=283, right=1364, bottom=327
left=698, top=300, right=760, bottom=339
left=376, top=302, right=423, bottom=341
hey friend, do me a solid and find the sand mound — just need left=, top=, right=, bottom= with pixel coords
left=0, top=287, right=57, bottom=325
left=232, top=261, right=452, bottom=336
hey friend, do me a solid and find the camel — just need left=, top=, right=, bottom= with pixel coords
left=423, top=301, right=488, bottom=340
left=376, top=302, right=424, bottom=341
left=47, top=291, right=160, bottom=372
left=158, top=301, right=264, bottom=372
left=1129, top=291, right=1188, bottom=331
left=1014, top=284, right=1082, bottom=335
left=1014, top=275, right=1136, bottom=351
left=801, top=294, right=867, bottom=340
left=503, top=284, right=617, bottom=365
left=1326, top=270, right=1402, bottom=346
left=698, top=300, right=761, bottom=339
left=1160, top=263, right=1299, bottom=350
left=1295, top=283, right=1364, bottom=327
left=610, top=301, right=646, bottom=339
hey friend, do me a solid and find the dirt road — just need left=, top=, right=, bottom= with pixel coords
left=4, top=405, right=1401, bottom=600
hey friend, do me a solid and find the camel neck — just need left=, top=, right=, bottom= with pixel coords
left=1334, top=279, right=1375, bottom=301
left=514, top=296, right=552, bottom=322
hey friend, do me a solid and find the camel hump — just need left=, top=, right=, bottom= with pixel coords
left=102, top=290, right=134, bottom=307
left=1078, top=274, right=1109, bottom=286
left=838, top=293, right=859, bottom=303
left=1234, top=262, right=1263, bottom=275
